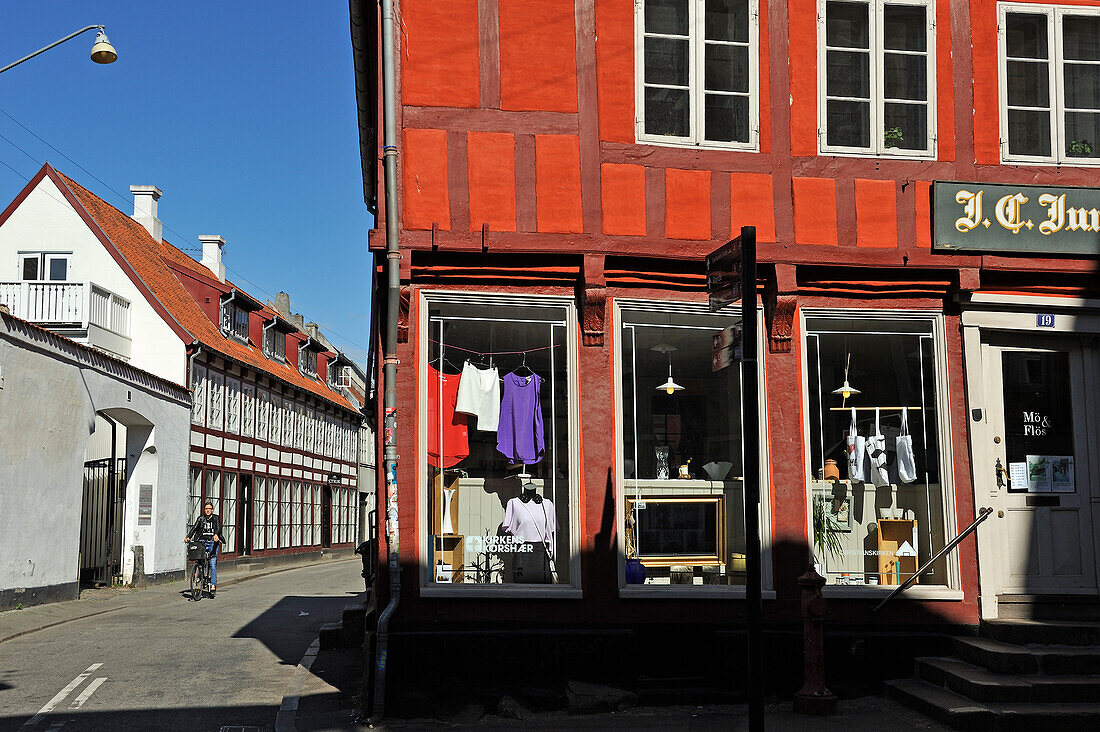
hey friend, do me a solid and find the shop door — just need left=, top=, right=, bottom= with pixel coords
left=322, top=486, right=332, bottom=548
left=982, top=335, right=1099, bottom=595
left=238, top=474, right=252, bottom=557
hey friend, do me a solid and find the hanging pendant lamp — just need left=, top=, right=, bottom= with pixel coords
left=652, top=343, right=684, bottom=395
left=831, top=352, right=861, bottom=400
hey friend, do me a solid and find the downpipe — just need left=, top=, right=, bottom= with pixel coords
left=369, top=0, right=401, bottom=722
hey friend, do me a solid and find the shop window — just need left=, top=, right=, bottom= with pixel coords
left=254, top=477, right=267, bottom=551
left=618, top=304, right=752, bottom=588
left=819, top=0, right=935, bottom=157
left=804, top=313, right=953, bottom=589
left=422, top=295, right=579, bottom=590
left=279, top=480, right=291, bottom=548
left=636, top=0, right=760, bottom=149
left=222, top=473, right=237, bottom=553
left=188, top=467, right=203, bottom=534
left=999, top=4, right=1100, bottom=164
left=269, top=479, right=282, bottom=549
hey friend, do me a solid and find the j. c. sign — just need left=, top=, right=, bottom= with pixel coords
left=933, top=181, right=1100, bottom=256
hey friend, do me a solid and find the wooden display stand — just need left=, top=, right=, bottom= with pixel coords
left=877, top=519, right=918, bottom=586
left=432, top=534, right=465, bottom=583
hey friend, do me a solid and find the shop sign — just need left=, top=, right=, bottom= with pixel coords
left=327, top=473, right=341, bottom=485
left=932, top=180, right=1100, bottom=255
left=712, top=325, right=742, bottom=371
left=705, top=239, right=742, bottom=312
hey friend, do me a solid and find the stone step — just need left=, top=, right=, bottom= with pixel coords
left=996, top=595, right=1100, bottom=622
left=992, top=703, right=1100, bottom=731
left=916, top=656, right=1100, bottom=704
left=318, top=622, right=344, bottom=651
left=983, top=619, right=1100, bottom=647
left=884, top=678, right=995, bottom=730
left=339, top=603, right=367, bottom=647
left=952, top=637, right=1100, bottom=675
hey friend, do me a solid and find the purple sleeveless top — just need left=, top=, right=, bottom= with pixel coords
left=496, top=372, right=545, bottom=464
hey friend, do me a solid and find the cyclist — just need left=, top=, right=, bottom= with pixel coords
left=184, top=501, right=224, bottom=597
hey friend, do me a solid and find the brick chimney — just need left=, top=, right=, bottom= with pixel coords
left=199, top=235, right=226, bottom=282
left=130, top=185, right=163, bottom=241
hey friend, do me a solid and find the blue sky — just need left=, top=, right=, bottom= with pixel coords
left=1, top=2, right=373, bottom=365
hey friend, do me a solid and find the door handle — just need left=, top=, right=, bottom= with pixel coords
left=995, top=458, right=1007, bottom=488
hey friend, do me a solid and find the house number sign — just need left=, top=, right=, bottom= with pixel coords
left=932, top=180, right=1100, bottom=255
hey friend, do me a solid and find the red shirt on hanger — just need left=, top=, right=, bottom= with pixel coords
left=428, top=365, right=469, bottom=468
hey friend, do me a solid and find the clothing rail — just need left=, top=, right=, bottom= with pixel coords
left=429, top=339, right=563, bottom=356
left=872, top=506, right=993, bottom=612
left=827, top=406, right=923, bottom=411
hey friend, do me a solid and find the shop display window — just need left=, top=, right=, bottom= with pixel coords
left=618, top=304, right=748, bottom=588
left=804, top=314, right=951, bottom=588
left=422, top=295, right=578, bottom=589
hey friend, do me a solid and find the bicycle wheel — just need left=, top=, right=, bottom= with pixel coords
left=190, top=562, right=202, bottom=601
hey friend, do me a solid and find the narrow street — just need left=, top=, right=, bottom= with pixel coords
left=0, top=560, right=363, bottom=732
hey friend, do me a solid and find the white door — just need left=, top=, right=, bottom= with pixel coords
left=982, top=334, right=1099, bottom=595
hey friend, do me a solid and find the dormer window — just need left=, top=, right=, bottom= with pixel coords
left=329, top=363, right=351, bottom=389
left=263, top=321, right=287, bottom=361
left=299, top=340, right=319, bottom=378
left=220, top=290, right=261, bottom=343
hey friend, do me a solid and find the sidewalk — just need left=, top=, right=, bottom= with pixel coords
left=0, top=554, right=360, bottom=644
left=292, top=643, right=949, bottom=731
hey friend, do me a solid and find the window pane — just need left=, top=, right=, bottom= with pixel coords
left=21, top=257, right=39, bottom=281
left=620, top=308, right=746, bottom=588
left=705, top=0, right=748, bottom=43
left=425, top=300, right=574, bottom=587
left=1006, top=13, right=1048, bottom=59
left=883, top=5, right=926, bottom=52
left=48, top=258, right=68, bottom=281
left=826, top=99, right=871, bottom=147
left=826, top=1, right=869, bottom=49
left=1065, top=112, right=1100, bottom=158
left=1063, top=15, right=1100, bottom=62
left=826, top=50, right=870, bottom=98
left=1064, top=63, right=1100, bottom=110
left=705, top=94, right=750, bottom=142
left=705, top=43, right=749, bottom=93
left=806, top=323, right=947, bottom=588
left=645, top=37, right=689, bottom=86
left=1007, top=60, right=1050, bottom=107
left=645, top=0, right=688, bottom=36
left=883, top=102, right=928, bottom=150
left=884, top=53, right=927, bottom=101
left=645, top=87, right=690, bottom=137
left=1008, top=108, right=1052, bottom=156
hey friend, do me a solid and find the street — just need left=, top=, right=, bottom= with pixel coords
left=0, top=559, right=363, bottom=732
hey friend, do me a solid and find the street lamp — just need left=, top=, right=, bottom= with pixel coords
left=0, top=25, right=117, bottom=75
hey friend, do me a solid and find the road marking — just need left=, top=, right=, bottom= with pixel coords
left=22, top=663, right=102, bottom=727
left=69, top=677, right=106, bottom=709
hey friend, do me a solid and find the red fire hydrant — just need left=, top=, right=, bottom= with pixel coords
left=794, top=566, right=838, bottom=715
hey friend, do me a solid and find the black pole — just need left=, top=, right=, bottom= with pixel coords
left=739, top=226, right=763, bottom=730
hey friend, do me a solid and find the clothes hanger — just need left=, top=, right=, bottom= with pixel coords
left=512, top=351, right=533, bottom=377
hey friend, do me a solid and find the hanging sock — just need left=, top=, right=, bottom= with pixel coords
left=896, top=407, right=917, bottom=484
left=868, top=407, right=890, bottom=488
left=847, top=407, right=866, bottom=483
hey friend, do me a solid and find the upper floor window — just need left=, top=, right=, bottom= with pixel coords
left=636, top=0, right=759, bottom=150
left=819, top=0, right=935, bottom=157
left=999, top=4, right=1100, bottom=164
left=300, top=346, right=318, bottom=378
left=19, top=252, right=70, bottom=282
left=220, top=299, right=249, bottom=342
left=263, top=323, right=286, bottom=361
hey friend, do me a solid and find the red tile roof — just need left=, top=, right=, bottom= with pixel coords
left=46, top=165, right=361, bottom=416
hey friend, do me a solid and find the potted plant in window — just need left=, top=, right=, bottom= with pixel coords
left=883, top=127, right=905, bottom=149
left=813, top=495, right=844, bottom=571
left=1069, top=139, right=1093, bottom=157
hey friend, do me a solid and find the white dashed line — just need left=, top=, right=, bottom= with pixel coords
left=69, top=677, right=106, bottom=709
left=22, top=663, right=102, bottom=726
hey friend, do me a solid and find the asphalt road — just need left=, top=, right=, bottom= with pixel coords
left=0, top=560, right=363, bottom=732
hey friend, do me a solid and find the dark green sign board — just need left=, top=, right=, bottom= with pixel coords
left=933, top=180, right=1100, bottom=256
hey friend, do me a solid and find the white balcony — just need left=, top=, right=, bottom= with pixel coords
left=0, top=281, right=132, bottom=359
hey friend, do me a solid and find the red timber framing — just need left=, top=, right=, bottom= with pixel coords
left=355, top=0, right=1100, bottom=685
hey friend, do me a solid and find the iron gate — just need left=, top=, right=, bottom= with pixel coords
left=80, top=457, right=127, bottom=585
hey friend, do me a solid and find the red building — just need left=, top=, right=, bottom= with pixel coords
left=352, top=0, right=1100, bottom=696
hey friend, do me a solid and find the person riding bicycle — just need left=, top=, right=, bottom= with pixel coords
left=184, top=501, right=224, bottom=596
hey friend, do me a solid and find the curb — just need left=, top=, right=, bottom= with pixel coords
left=276, top=637, right=321, bottom=732
left=0, top=557, right=357, bottom=645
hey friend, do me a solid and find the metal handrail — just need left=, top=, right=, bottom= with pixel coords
left=873, top=506, right=993, bottom=612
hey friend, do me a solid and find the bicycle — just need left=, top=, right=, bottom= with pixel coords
left=187, top=541, right=212, bottom=601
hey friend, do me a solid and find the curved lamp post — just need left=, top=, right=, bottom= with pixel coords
left=0, top=25, right=117, bottom=75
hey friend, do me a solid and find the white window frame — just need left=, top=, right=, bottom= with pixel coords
left=242, top=383, right=255, bottom=438
left=612, top=298, right=773, bottom=597
left=998, top=3, right=1100, bottom=165
left=18, top=251, right=72, bottom=282
left=798, top=308, right=963, bottom=600
left=817, top=0, right=937, bottom=159
left=208, top=371, right=225, bottom=432
left=635, top=0, right=760, bottom=151
left=191, top=365, right=207, bottom=427
left=225, top=377, right=241, bottom=434
left=417, top=290, right=583, bottom=597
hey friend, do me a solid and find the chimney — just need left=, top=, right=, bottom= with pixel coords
left=130, top=185, right=163, bottom=241
left=198, top=235, right=226, bottom=282
left=275, top=292, right=291, bottom=318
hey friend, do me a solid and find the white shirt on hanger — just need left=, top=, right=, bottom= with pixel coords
left=455, top=360, right=501, bottom=432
